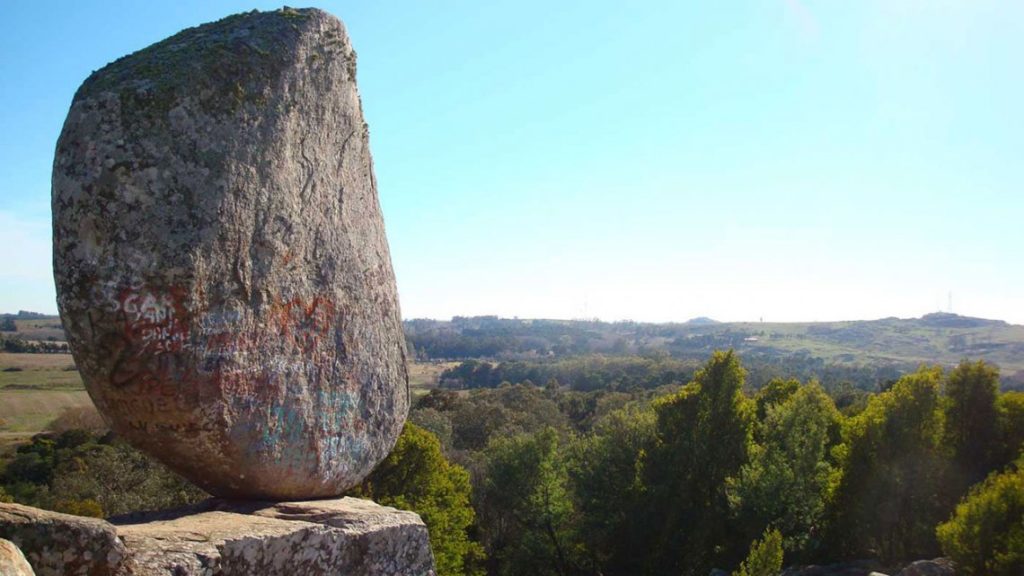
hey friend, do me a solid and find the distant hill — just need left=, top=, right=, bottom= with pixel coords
left=0, top=313, right=68, bottom=352
left=405, top=313, right=1024, bottom=388
left=685, top=317, right=720, bottom=326
left=1, top=311, right=55, bottom=320
left=917, top=311, right=1007, bottom=328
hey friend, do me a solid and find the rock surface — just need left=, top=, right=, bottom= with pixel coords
left=0, top=498, right=434, bottom=576
left=895, top=559, right=955, bottom=576
left=0, top=503, right=129, bottom=576
left=51, top=8, right=407, bottom=499
left=0, top=538, right=35, bottom=576
left=782, top=560, right=887, bottom=576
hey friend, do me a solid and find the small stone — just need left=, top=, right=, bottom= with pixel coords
left=51, top=8, right=408, bottom=499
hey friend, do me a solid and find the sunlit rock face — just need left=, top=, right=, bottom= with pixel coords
left=51, top=8, right=408, bottom=499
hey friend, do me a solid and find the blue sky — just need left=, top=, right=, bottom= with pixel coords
left=1, top=1, right=1022, bottom=323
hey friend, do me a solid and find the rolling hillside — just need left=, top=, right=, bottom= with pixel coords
left=405, top=313, right=1024, bottom=386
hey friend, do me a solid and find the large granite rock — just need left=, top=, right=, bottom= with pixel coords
left=0, top=499, right=434, bottom=575
left=0, top=538, right=35, bottom=576
left=51, top=8, right=408, bottom=499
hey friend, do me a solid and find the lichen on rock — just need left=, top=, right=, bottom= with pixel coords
left=52, top=8, right=408, bottom=499
left=1, top=499, right=435, bottom=576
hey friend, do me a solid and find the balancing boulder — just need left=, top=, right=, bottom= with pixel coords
left=52, top=8, right=408, bottom=499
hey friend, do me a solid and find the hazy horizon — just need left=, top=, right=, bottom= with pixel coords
left=2, top=1, right=1021, bottom=324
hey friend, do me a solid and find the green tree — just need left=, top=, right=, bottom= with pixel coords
left=49, top=440, right=206, bottom=516
left=570, top=404, right=656, bottom=575
left=643, top=350, right=754, bottom=576
left=353, top=423, right=484, bottom=576
left=996, top=391, right=1024, bottom=466
left=1, top=430, right=204, bottom=517
left=754, top=378, right=800, bottom=423
left=410, top=406, right=454, bottom=449
left=730, top=382, right=840, bottom=557
left=733, top=528, right=784, bottom=576
left=482, top=428, right=577, bottom=576
left=943, top=360, right=1000, bottom=489
left=936, top=463, right=1024, bottom=576
left=449, top=385, right=569, bottom=451
left=827, top=367, right=949, bottom=563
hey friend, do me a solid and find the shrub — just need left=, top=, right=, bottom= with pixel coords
left=47, top=406, right=108, bottom=434
left=1, top=430, right=206, bottom=516
left=936, top=464, right=1024, bottom=576
left=352, top=423, right=485, bottom=576
left=733, top=528, right=784, bottom=576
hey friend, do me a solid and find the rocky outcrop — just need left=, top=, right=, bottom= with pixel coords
left=51, top=7, right=407, bottom=499
left=0, top=538, right=35, bottom=576
left=0, top=503, right=129, bottom=576
left=781, top=560, right=887, bottom=576
left=895, top=559, right=955, bottom=576
left=767, top=558, right=956, bottom=576
left=0, top=498, right=434, bottom=575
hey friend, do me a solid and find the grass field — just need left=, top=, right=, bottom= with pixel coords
left=408, top=361, right=457, bottom=398
left=0, top=390, right=93, bottom=432
left=0, top=352, right=82, bottom=390
left=0, top=352, right=88, bottom=434
left=12, top=318, right=66, bottom=342
left=725, top=318, right=1024, bottom=374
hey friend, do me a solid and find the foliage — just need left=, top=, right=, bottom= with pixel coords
left=0, top=430, right=206, bottom=517
left=570, top=405, right=656, bottom=574
left=481, top=428, right=578, bottom=576
left=730, top=382, right=840, bottom=556
left=4, top=349, right=1017, bottom=575
left=352, top=423, right=485, bottom=576
left=753, top=378, right=800, bottom=422
left=996, top=391, right=1024, bottom=465
left=733, top=528, right=784, bottom=576
left=943, top=360, right=1000, bottom=489
left=441, top=355, right=697, bottom=393
left=409, top=406, right=454, bottom=449
left=643, top=350, right=754, bottom=576
left=445, top=384, right=570, bottom=451
left=936, top=463, right=1024, bottom=576
left=827, top=367, right=949, bottom=563
left=1, top=338, right=69, bottom=353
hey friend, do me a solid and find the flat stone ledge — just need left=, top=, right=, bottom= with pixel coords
left=0, top=498, right=435, bottom=576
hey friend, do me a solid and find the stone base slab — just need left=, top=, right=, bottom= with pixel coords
left=0, top=498, right=435, bottom=576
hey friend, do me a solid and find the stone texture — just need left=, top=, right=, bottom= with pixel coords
left=782, top=561, right=887, bottom=576
left=895, top=559, right=955, bottom=576
left=0, top=538, right=35, bottom=576
left=0, top=503, right=129, bottom=576
left=51, top=8, right=408, bottom=499
left=781, top=559, right=956, bottom=576
left=0, top=499, right=434, bottom=576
